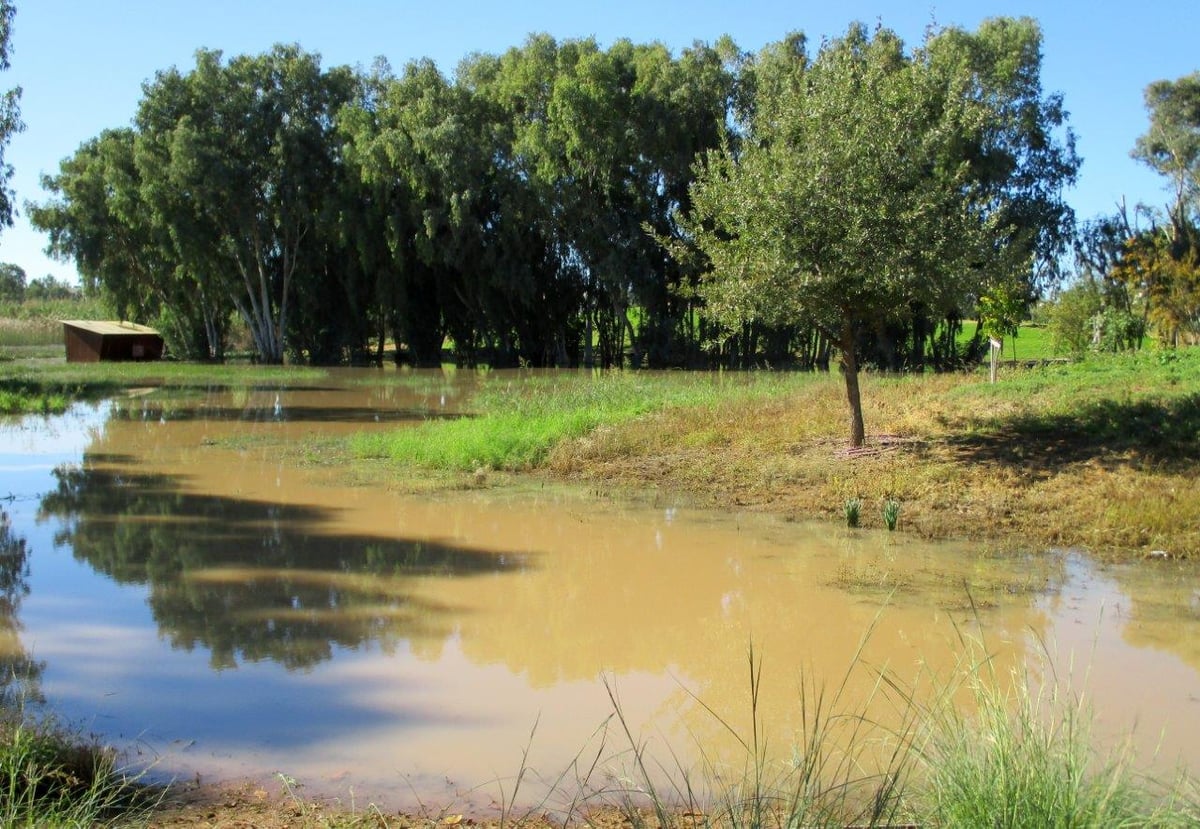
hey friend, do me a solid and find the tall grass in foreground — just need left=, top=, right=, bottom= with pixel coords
left=0, top=705, right=152, bottom=827
left=895, top=630, right=1199, bottom=828
left=600, top=637, right=915, bottom=829
left=352, top=371, right=810, bottom=471
left=593, top=631, right=1197, bottom=828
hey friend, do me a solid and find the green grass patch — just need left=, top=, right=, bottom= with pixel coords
left=0, top=377, right=117, bottom=415
left=353, top=371, right=811, bottom=471
left=0, top=361, right=333, bottom=414
left=958, top=320, right=1065, bottom=361
left=904, top=633, right=1198, bottom=827
left=947, top=349, right=1200, bottom=461
left=0, top=708, right=152, bottom=827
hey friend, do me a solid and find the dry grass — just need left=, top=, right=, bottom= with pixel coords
left=544, top=360, right=1200, bottom=561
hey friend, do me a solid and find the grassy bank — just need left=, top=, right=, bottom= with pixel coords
left=352, top=371, right=807, bottom=471
left=0, top=361, right=330, bottom=414
left=4, top=350, right=1196, bottom=556
left=0, top=708, right=150, bottom=827
left=357, top=350, right=1200, bottom=561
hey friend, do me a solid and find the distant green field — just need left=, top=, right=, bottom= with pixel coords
left=959, top=321, right=1062, bottom=361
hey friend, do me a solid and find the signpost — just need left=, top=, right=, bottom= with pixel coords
left=989, top=336, right=1003, bottom=384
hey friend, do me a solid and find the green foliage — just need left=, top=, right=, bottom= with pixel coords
left=0, top=262, right=23, bottom=300
left=0, top=0, right=22, bottom=231
left=1132, top=71, right=1200, bottom=230
left=843, top=497, right=861, bottom=528
left=881, top=498, right=900, bottom=531
left=1092, top=306, right=1147, bottom=353
left=683, top=18, right=1078, bottom=445
left=1046, top=281, right=1104, bottom=356
left=0, top=709, right=150, bottom=827
left=978, top=281, right=1026, bottom=343
left=32, top=21, right=1076, bottom=375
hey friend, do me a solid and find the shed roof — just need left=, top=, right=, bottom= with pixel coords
left=61, top=320, right=162, bottom=337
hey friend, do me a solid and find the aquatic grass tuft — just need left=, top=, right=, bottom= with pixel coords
left=843, top=497, right=861, bottom=528
left=881, top=498, right=900, bottom=531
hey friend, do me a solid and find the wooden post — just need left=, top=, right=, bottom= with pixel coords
left=989, top=336, right=1002, bottom=384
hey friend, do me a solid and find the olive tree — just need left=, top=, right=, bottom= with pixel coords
left=683, top=19, right=1077, bottom=446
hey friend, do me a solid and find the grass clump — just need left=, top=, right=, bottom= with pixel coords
left=881, top=499, right=900, bottom=531
left=843, top=497, right=862, bottom=528
left=895, top=630, right=1199, bottom=828
left=0, top=707, right=150, bottom=827
left=603, top=640, right=913, bottom=829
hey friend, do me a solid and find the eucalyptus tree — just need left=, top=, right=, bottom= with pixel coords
left=459, top=37, right=588, bottom=366
left=30, top=132, right=153, bottom=312
left=0, top=261, right=22, bottom=300
left=1134, top=72, right=1200, bottom=234
left=342, top=58, right=470, bottom=366
left=0, top=0, right=22, bottom=232
left=619, top=39, right=736, bottom=366
left=134, top=45, right=357, bottom=364
left=684, top=20, right=1078, bottom=447
left=1128, top=72, right=1200, bottom=345
left=475, top=35, right=735, bottom=367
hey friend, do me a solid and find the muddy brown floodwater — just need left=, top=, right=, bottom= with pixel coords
left=1, top=369, right=1198, bottom=814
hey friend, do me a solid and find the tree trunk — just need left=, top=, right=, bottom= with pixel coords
left=839, top=318, right=866, bottom=448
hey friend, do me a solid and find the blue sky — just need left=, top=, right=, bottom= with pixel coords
left=1, top=0, right=1197, bottom=285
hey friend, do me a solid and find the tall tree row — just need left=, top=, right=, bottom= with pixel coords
left=30, top=20, right=1076, bottom=377
left=0, top=0, right=23, bottom=233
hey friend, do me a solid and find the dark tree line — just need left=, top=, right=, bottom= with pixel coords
left=29, top=21, right=1077, bottom=372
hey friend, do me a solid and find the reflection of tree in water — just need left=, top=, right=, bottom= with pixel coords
left=0, top=510, right=43, bottom=703
left=38, top=464, right=527, bottom=671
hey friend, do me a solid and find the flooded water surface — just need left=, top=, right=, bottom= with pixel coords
left=1, top=370, right=1198, bottom=810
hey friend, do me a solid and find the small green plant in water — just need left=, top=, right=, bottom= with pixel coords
left=844, top=497, right=862, bottom=528
left=882, top=498, right=901, bottom=531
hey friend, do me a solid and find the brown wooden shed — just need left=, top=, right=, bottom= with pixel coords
left=61, top=320, right=165, bottom=363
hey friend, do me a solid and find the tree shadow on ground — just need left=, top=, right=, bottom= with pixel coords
left=944, top=393, right=1200, bottom=475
